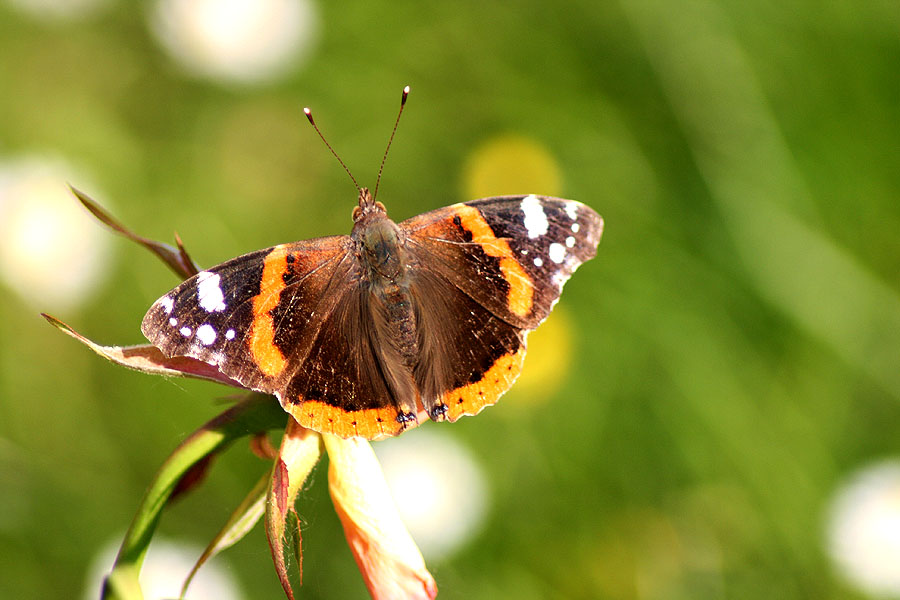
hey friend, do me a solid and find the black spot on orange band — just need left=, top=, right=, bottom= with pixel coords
left=288, top=399, right=418, bottom=440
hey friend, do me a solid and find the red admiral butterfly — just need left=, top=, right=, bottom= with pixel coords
left=142, top=88, right=603, bottom=439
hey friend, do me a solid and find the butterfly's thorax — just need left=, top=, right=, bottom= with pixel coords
left=354, top=215, right=407, bottom=286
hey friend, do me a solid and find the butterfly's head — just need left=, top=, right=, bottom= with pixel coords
left=352, top=187, right=387, bottom=222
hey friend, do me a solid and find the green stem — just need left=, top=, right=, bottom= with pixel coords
left=102, top=394, right=287, bottom=600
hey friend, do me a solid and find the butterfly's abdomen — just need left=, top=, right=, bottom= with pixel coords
left=376, top=283, right=418, bottom=362
left=367, top=278, right=420, bottom=421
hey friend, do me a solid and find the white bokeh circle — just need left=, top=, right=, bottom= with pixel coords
left=150, top=0, right=319, bottom=85
left=0, top=157, right=112, bottom=312
left=83, top=536, right=244, bottom=600
left=827, top=459, right=900, bottom=597
left=375, top=428, right=490, bottom=561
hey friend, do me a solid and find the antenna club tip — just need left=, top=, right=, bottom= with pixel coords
left=303, top=107, right=315, bottom=124
left=401, top=85, right=410, bottom=104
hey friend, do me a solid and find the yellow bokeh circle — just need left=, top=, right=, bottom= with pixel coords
left=514, top=307, right=574, bottom=403
left=462, top=134, right=562, bottom=200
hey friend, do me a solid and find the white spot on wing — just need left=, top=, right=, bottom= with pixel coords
left=179, top=326, right=192, bottom=337
left=225, top=329, right=236, bottom=340
left=158, top=295, right=174, bottom=314
left=566, top=236, right=576, bottom=248
left=169, top=317, right=178, bottom=327
left=564, top=201, right=579, bottom=220
left=521, top=194, right=549, bottom=239
left=196, top=271, right=227, bottom=312
left=196, top=324, right=216, bottom=346
left=549, top=242, right=566, bottom=264
left=533, top=257, right=543, bottom=267
left=571, top=222, right=580, bottom=233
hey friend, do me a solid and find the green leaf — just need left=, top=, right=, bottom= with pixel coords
left=101, top=564, right=143, bottom=600
left=102, top=394, right=287, bottom=599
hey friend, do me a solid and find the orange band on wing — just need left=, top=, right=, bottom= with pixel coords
left=250, top=245, right=289, bottom=377
left=453, top=204, right=533, bottom=317
left=442, top=346, right=526, bottom=421
left=288, top=400, right=416, bottom=440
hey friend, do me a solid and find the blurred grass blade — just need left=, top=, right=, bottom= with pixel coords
left=623, top=0, right=900, bottom=398
left=103, top=394, right=287, bottom=599
left=265, top=419, right=322, bottom=600
left=70, top=186, right=200, bottom=280
left=42, top=313, right=243, bottom=388
left=181, top=471, right=270, bottom=599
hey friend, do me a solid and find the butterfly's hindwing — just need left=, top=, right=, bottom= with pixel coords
left=409, top=269, right=527, bottom=421
left=281, top=285, right=411, bottom=439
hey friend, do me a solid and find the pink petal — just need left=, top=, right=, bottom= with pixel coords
left=324, top=435, right=438, bottom=600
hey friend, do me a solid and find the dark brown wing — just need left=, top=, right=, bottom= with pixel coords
left=278, top=284, right=416, bottom=439
left=142, top=236, right=418, bottom=438
left=402, top=195, right=603, bottom=329
left=409, top=268, right=528, bottom=421
left=401, top=195, right=603, bottom=420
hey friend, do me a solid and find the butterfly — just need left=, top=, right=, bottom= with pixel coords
left=142, top=90, right=603, bottom=439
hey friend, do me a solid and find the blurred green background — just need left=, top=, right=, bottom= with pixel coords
left=2, top=1, right=900, bottom=599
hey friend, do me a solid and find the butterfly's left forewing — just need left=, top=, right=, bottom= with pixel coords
left=400, top=195, right=602, bottom=421
left=402, top=195, right=603, bottom=328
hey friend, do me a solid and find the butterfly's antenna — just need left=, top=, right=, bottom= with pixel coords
left=303, top=106, right=361, bottom=194
left=373, top=85, right=410, bottom=200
